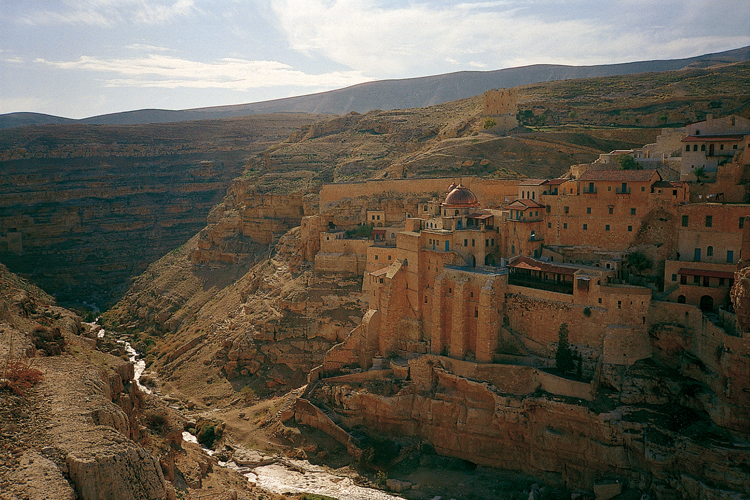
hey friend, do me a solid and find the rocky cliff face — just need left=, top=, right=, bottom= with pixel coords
left=0, top=114, right=327, bottom=308
left=0, top=263, right=167, bottom=499
left=305, top=355, right=750, bottom=499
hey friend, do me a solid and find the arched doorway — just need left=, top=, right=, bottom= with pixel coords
left=485, top=254, right=496, bottom=266
left=677, top=295, right=686, bottom=304
left=471, top=255, right=476, bottom=267
left=700, top=295, right=714, bottom=312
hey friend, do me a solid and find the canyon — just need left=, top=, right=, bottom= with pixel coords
left=2, top=61, right=750, bottom=499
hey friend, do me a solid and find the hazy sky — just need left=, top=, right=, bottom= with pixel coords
left=1, top=0, right=748, bottom=119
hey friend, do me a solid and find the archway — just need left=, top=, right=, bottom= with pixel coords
left=677, top=295, right=686, bottom=304
left=471, top=255, right=476, bottom=267
left=700, top=295, right=714, bottom=312
left=485, top=254, right=496, bottom=266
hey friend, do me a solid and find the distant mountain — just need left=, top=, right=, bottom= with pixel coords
left=0, top=112, right=77, bottom=129
left=2, top=46, right=748, bottom=129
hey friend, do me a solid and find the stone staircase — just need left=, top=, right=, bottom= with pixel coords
left=275, top=385, right=306, bottom=423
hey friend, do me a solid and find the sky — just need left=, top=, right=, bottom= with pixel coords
left=1, top=0, right=748, bottom=119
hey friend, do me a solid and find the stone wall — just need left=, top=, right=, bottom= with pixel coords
left=320, top=177, right=518, bottom=211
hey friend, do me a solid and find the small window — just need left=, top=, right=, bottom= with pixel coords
left=671, top=274, right=677, bottom=282
left=449, top=288, right=452, bottom=294
left=609, top=207, right=614, bottom=215
left=740, top=218, right=745, bottom=229
left=583, top=224, right=587, bottom=230
left=605, top=225, right=610, bottom=231
left=700, top=144, right=706, bottom=151
left=491, top=238, right=495, bottom=246
left=707, top=246, right=713, bottom=257
left=631, top=208, right=636, bottom=215
left=706, top=215, right=712, bottom=227
left=685, top=145, right=690, bottom=152
left=375, top=255, right=378, bottom=260
left=474, top=309, right=478, bottom=318
left=546, top=206, right=551, bottom=213
left=627, top=226, right=632, bottom=232
left=618, top=301, right=621, bottom=309
left=425, top=297, right=428, bottom=303
left=733, top=144, right=738, bottom=149
left=598, top=298, right=602, bottom=304
left=563, top=223, right=568, bottom=229
left=564, top=206, right=569, bottom=214
left=682, top=215, right=689, bottom=227
left=485, top=239, right=489, bottom=247
left=608, top=186, right=611, bottom=191
left=464, top=239, right=468, bottom=246
left=719, top=278, right=725, bottom=286
left=693, top=275, right=700, bottom=284
left=641, top=186, right=645, bottom=192
left=455, top=210, right=459, bottom=216
left=548, top=222, right=551, bottom=228
left=472, top=239, right=475, bottom=247
left=693, top=145, right=698, bottom=151
left=587, top=207, right=591, bottom=214
left=728, top=250, right=734, bottom=263
left=720, top=144, right=724, bottom=150
left=388, top=255, right=391, bottom=260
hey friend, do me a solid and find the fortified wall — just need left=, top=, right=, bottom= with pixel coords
left=319, top=177, right=518, bottom=210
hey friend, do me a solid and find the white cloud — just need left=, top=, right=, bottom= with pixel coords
left=34, top=54, right=371, bottom=91
left=19, top=0, right=197, bottom=26
left=125, top=44, right=177, bottom=52
left=269, top=0, right=750, bottom=76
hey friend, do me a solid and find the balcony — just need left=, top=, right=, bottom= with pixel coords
left=508, top=274, right=574, bottom=295
left=615, top=187, right=631, bottom=194
left=582, top=187, right=597, bottom=194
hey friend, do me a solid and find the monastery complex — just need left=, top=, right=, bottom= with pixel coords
left=293, top=113, right=750, bottom=432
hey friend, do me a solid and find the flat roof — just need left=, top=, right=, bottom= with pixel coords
left=678, top=268, right=735, bottom=280
left=682, top=134, right=745, bottom=142
left=509, top=256, right=578, bottom=276
left=518, top=178, right=547, bottom=186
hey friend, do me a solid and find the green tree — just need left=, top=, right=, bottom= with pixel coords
left=483, top=117, right=497, bottom=129
left=556, top=323, right=575, bottom=374
left=693, top=166, right=706, bottom=185
left=618, top=154, right=641, bottom=170
left=567, top=110, right=578, bottom=121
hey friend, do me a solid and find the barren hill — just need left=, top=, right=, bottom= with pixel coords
left=1, top=45, right=747, bottom=129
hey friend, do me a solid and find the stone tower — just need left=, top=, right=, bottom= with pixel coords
left=482, top=88, right=518, bottom=135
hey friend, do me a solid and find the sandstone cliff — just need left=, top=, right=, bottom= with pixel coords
left=0, top=114, right=327, bottom=308
left=301, top=355, right=750, bottom=499
left=0, top=263, right=286, bottom=500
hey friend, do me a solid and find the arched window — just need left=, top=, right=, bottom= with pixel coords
left=707, top=246, right=713, bottom=257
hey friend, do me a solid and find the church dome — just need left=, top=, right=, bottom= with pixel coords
left=443, top=184, right=479, bottom=207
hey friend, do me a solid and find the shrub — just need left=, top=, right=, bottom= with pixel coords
left=2, top=356, right=44, bottom=396
left=145, top=411, right=167, bottom=431
left=483, top=117, right=497, bottom=129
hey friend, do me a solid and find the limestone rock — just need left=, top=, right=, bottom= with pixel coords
left=6, top=451, right=76, bottom=500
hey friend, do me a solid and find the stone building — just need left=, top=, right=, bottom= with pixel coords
left=482, top=88, right=519, bottom=134
left=680, top=114, right=750, bottom=181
